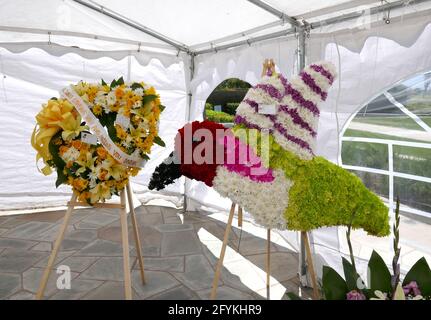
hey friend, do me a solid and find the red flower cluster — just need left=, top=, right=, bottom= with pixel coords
left=175, top=120, right=228, bottom=187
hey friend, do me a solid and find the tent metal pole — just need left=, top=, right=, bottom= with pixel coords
left=0, top=26, right=174, bottom=50
left=195, top=0, right=431, bottom=56
left=190, top=20, right=286, bottom=51
left=71, top=0, right=190, bottom=53
left=183, top=53, right=195, bottom=213
left=310, top=0, right=431, bottom=29
left=297, top=26, right=309, bottom=288
left=195, top=27, right=297, bottom=56
left=247, top=0, right=300, bottom=27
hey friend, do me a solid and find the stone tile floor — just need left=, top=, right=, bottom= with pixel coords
left=0, top=204, right=310, bottom=300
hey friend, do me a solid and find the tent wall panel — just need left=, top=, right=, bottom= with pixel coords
left=0, top=47, right=187, bottom=210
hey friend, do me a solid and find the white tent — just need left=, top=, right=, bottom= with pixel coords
left=1, top=0, right=431, bottom=282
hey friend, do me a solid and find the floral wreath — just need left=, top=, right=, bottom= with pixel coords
left=32, top=77, right=165, bottom=204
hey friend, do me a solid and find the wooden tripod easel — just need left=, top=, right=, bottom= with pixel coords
left=210, top=203, right=272, bottom=300
left=36, top=182, right=145, bottom=300
left=301, top=231, right=320, bottom=299
left=209, top=203, right=320, bottom=300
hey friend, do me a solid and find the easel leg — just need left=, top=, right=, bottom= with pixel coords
left=238, top=206, right=243, bottom=228
left=237, top=206, right=243, bottom=252
left=126, top=182, right=145, bottom=285
left=210, top=202, right=236, bottom=300
left=120, top=190, right=133, bottom=300
left=266, top=228, right=271, bottom=300
left=301, top=231, right=320, bottom=300
left=36, top=193, right=77, bottom=300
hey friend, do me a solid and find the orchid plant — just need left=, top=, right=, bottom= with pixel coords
left=287, top=198, right=431, bottom=300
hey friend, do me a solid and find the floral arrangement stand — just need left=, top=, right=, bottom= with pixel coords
left=36, top=181, right=145, bottom=300
left=210, top=202, right=273, bottom=300
left=31, top=78, right=166, bottom=300
left=209, top=203, right=319, bottom=300
left=301, top=231, right=319, bottom=299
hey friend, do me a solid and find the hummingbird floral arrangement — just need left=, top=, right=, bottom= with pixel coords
left=32, top=77, right=165, bottom=204
left=149, top=61, right=389, bottom=236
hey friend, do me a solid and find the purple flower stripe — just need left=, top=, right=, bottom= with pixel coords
left=243, top=99, right=316, bottom=137
left=243, top=99, right=259, bottom=112
left=234, top=115, right=263, bottom=131
left=234, top=115, right=314, bottom=155
left=272, top=120, right=314, bottom=154
left=310, top=64, right=334, bottom=85
left=285, top=84, right=320, bottom=116
left=279, top=105, right=317, bottom=137
left=301, top=72, right=327, bottom=101
left=279, top=75, right=320, bottom=116
left=254, top=84, right=283, bottom=100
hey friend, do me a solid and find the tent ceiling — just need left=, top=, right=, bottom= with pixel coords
left=93, top=0, right=282, bottom=47
left=0, top=0, right=430, bottom=55
left=263, top=0, right=379, bottom=19
left=0, top=0, right=169, bottom=46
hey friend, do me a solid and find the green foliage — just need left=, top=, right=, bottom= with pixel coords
left=206, top=110, right=234, bottom=123
left=368, top=250, right=392, bottom=295
left=223, top=102, right=239, bottom=115
left=110, top=76, right=124, bottom=88
left=342, top=257, right=364, bottom=293
left=131, top=82, right=143, bottom=90
left=285, top=292, right=302, bottom=300
left=206, top=89, right=249, bottom=106
left=403, top=258, right=431, bottom=297
left=153, top=136, right=165, bottom=147
left=232, top=126, right=390, bottom=235
left=342, top=141, right=388, bottom=170
left=142, top=94, right=158, bottom=106
left=48, top=131, right=67, bottom=188
left=214, top=78, right=251, bottom=90
left=99, top=112, right=119, bottom=143
left=391, top=198, right=401, bottom=293
left=322, top=266, right=348, bottom=300
left=292, top=194, right=431, bottom=300
left=205, top=103, right=213, bottom=111
left=344, top=128, right=423, bottom=143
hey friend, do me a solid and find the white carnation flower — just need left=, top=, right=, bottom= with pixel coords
left=61, top=147, right=80, bottom=162
left=134, top=88, right=144, bottom=96
left=106, top=91, right=116, bottom=106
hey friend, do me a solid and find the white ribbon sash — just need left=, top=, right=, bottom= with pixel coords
left=61, top=86, right=146, bottom=168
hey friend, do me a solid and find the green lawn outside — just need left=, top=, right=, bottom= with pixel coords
left=352, top=116, right=431, bottom=131
left=343, top=129, right=426, bottom=143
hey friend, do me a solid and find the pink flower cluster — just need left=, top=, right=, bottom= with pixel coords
left=220, top=131, right=274, bottom=183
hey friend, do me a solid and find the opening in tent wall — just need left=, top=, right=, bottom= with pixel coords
left=0, top=47, right=187, bottom=210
